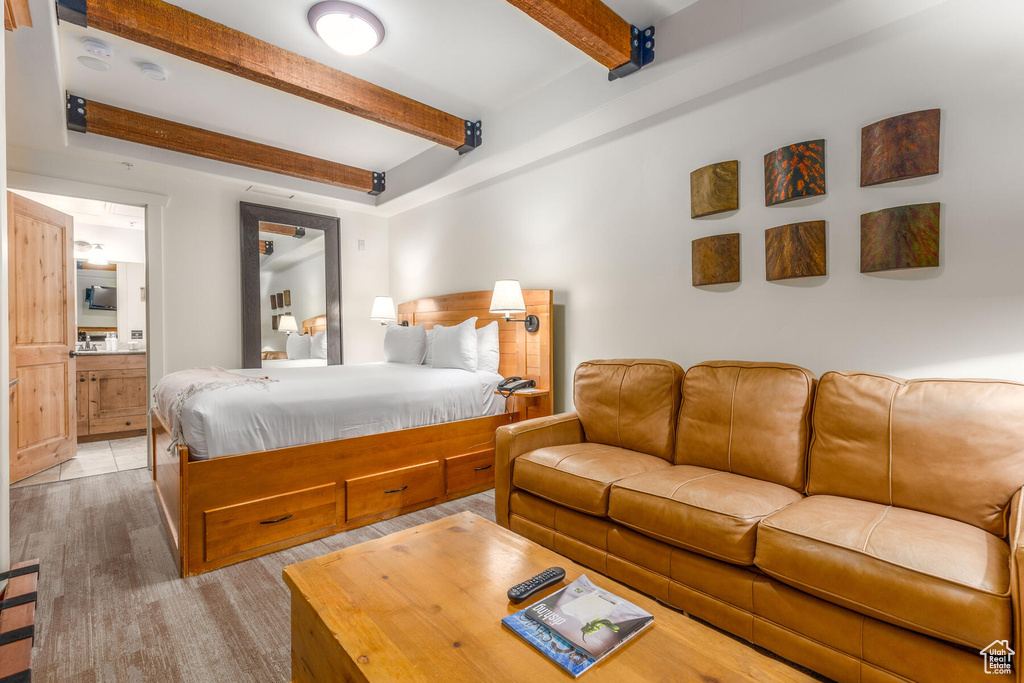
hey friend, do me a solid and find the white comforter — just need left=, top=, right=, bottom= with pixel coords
left=167, top=362, right=506, bottom=459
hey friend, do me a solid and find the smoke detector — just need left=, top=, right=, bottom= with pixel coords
left=81, top=38, right=112, bottom=58
left=140, top=63, right=167, bottom=81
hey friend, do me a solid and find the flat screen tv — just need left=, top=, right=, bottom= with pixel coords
left=87, top=285, right=117, bottom=311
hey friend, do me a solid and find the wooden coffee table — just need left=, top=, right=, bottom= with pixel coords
left=283, top=512, right=813, bottom=682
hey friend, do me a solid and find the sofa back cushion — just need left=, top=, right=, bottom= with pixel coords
left=574, top=359, right=684, bottom=461
left=675, top=361, right=816, bottom=491
left=808, top=371, right=1024, bottom=536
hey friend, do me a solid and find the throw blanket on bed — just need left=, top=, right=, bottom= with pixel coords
left=154, top=367, right=276, bottom=449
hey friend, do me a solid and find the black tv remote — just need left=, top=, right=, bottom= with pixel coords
left=507, top=566, right=566, bottom=603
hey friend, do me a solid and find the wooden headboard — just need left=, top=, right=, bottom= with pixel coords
left=302, top=314, right=327, bottom=336
left=398, top=290, right=553, bottom=419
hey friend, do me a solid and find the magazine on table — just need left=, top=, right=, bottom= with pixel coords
left=501, top=574, right=654, bottom=677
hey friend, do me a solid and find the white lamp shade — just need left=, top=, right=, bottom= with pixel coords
left=489, top=280, right=526, bottom=314
left=278, top=314, right=299, bottom=333
left=370, top=296, right=397, bottom=321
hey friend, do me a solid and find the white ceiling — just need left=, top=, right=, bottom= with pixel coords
left=12, top=189, right=145, bottom=230
left=6, top=0, right=950, bottom=212
left=259, top=229, right=324, bottom=273
left=56, top=0, right=696, bottom=174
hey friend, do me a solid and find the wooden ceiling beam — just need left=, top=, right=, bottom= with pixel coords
left=259, top=223, right=307, bottom=238
left=66, top=95, right=385, bottom=195
left=505, top=0, right=654, bottom=79
left=4, top=0, right=32, bottom=31
left=56, top=0, right=481, bottom=152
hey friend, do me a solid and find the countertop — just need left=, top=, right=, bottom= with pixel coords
left=76, top=349, right=147, bottom=356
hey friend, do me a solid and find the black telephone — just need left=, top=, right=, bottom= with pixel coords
left=498, top=376, right=537, bottom=394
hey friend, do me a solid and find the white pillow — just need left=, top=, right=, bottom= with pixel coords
left=430, top=317, right=478, bottom=372
left=384, top=323, right=427, bottom=364
left=311, top=331, right=328, bottom=360
left=286, top=333, right=312, bottom=360
left=423, top=328, right=434, bottom=365
left=476, top=321, right=500, bottom=374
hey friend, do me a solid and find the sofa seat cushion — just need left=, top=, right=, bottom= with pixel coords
left=607, top=465, right=803, bottom=565
left=755, top=495, right=1011, bottom=650
left=513, top=443, right=671, bottom=516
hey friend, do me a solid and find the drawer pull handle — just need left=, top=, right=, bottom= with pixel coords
left=384, top=486, right=408, bottom=494
left=474, top=464, right=492, bottom=471
left=260, top=514, right=293, bottom=525
left=125, top=422, right=132, bottom=426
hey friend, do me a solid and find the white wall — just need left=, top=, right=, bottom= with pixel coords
left=390, top=4, right=1024, bottom=412
left=260, top=251, right=327, bottom=353
left=75, top=223, right=145, bottom=264
left=8, top=148, right=390, bottom=377
left=116, top=261, right=146, bottom=344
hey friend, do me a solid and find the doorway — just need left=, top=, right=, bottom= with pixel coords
left=8, top=190, right=149, bottom=486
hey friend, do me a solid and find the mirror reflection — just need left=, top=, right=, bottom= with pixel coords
left=258, top=222, right=328, bottom=367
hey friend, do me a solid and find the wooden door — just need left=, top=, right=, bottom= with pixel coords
left=8, top=192, right=76, bottom=482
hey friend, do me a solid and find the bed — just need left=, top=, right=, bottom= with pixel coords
left=152, top=290, right=553, bottom=576
left=258, top=314, right=329, bottom=368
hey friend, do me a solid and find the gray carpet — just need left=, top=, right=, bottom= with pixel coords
left=9, top=468, right=497, bottom=682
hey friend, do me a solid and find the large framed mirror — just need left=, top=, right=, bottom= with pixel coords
left=240, top=202, right=342, bottom=368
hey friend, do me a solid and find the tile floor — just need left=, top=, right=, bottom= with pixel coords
left=11, top=435, right=148, bottom=488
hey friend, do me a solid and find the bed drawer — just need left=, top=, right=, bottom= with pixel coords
left=445, top=449, right=495, bottom=494
left=346, top=462, right=441, bottom=522
left=88, top=414, right=147, bottom=434
left=204, top=483, right=337, bottom=562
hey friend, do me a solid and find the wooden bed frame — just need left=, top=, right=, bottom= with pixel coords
left=152, top=290, right=553, bottom=577
left=301, top=314, right=326, bottom=336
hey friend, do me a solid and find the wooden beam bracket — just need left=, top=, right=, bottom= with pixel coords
left=370, top=171, right=386, bottom=196
left=55, top=0, right=86, bottom=25
left=66, top=93, right=87, bottom=133
left=457, top=120, right=482, bottom=155
left=608, top=25, right=655, bottom=81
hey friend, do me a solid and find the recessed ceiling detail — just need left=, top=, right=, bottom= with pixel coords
left=65, top=94, right=386, bottom=195
left=54, top=0, right=481, bottom=154
left=307, top=2, right=385, bottom=57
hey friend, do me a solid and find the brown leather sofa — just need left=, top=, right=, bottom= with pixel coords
left=495, top=359, right=1024, bottom=682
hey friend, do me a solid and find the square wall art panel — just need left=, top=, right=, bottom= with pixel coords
left=765, top=221, right=826, bottom=281
left=690, top=160, right=739, bottom=218
left=861, top=109, right=940, bottom=186
left=860, top=203, right=940, bottom=273
left=764, top=139, right=825, bottom=206
left=692, top=233, right=740, bottom=286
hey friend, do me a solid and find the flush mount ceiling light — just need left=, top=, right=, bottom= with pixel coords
left=308, top=2, right=385, bottom=56
left=140, top=63, right=167, bottom=81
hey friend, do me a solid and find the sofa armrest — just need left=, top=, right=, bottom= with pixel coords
left=494, top=412, right=584, bottom=528
left=1008, top=487, right=1024, bottom=682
